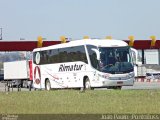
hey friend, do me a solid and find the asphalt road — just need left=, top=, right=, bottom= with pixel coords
left=0, top=81, right=160, bottom=92
left=122, top=82, right=160, bottom=90
left=0, top=82, right=32, bottom=92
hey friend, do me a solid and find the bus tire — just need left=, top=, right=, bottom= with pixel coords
left=45, top=79, right=51, bottom=91
left=113, top=86, right=122, bottom=90
left=84, top=78, right=91, bottom=90
left=116, top=86, right=122, bottom=90
left=107, top=86, right=122, bottom=90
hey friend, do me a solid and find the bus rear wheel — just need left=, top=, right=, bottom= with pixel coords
left=84, top=78, right=91, bottom=90
left=45, top=80, right=51, bottom=91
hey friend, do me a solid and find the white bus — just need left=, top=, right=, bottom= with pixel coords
left=32, top=39, right=134, bottom=90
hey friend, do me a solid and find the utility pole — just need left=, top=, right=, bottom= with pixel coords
left=0, top=28, right=2, bottom=40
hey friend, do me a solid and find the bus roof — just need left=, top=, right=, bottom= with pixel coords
left=33, top=39, right=128, bottom=52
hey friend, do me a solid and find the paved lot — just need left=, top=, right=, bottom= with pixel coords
left=0, top=82, right=5, bottom=92
left=0, top=81, right=160, bottom=92
left=0, top=81, right=32, bottom=92
left=122, top=82, right=160, bottom=90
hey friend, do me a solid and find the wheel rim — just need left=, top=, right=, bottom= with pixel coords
left=85, top=81, right=91, bottom=89
left=46, top=81, right=51, bottom=90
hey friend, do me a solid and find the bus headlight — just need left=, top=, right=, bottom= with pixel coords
left=98, top=73, right=110, bottom=79
left=102, top=74, right=110, bottom=79
left=102, top=75, right=108, bottom=79
left=128, top=73, right=134, bottom=78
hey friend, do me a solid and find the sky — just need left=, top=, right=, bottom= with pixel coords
left=0, top=0, right=160, bottom=40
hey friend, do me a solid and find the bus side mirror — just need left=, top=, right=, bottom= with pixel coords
left=132, top=60, right=136, bottom=65
left=91, top=48, right=100, bottom=60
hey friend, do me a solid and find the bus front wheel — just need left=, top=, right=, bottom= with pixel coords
left=116, top=86, right=122, bottom=90
left=108, top=86, right=122, bottom=90
left=45, top=79, right=51, bottom=91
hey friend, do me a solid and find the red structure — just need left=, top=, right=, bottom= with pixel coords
left=0, top=40, right=61, bottom=51
left=124, top=40, right=160, bottom=49
left=0, top=40, right=160, bottom=51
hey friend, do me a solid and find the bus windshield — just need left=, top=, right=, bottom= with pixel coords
left=98, top=46, right=133, bottom=74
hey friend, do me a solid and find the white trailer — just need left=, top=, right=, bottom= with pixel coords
left=145, top=50, right=159, bottom=64
left=4, top=60, right=33, bottom=91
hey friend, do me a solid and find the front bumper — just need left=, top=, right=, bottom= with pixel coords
left=101, top=78, right=135, bottom=87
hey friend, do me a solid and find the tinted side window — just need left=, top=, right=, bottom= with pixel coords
left=72, top=46, right=88, bottom=63
left=58, top=48, right=70, bottom=63
left=34, top=45, right=87, bottom=65
left=40, top=51, right=48, bottom=64
left=48, top=49, right=59, bottom=63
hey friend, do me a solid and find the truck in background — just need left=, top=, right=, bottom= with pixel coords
left=3, top=60, right=33, bottom=91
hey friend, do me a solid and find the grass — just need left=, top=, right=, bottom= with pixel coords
left=0, top=90, right=160, bottom=114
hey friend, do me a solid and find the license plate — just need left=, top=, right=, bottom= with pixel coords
left=117, top=81, right=123, bottom=84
